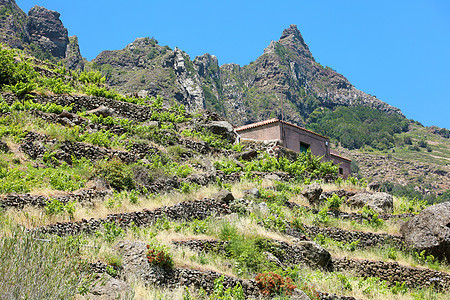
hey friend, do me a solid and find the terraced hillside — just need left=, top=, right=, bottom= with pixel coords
left=0, top=46, right=449, bottom=299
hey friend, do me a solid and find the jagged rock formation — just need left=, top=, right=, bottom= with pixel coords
left=88, top=24, right=404, bottom=123
left=26, top=5, right=68, bottom=58
left=1, top=1, right=404, bottom=123
left=90, top=37, right=206, bottom=112
left=0, top=1, right=83, bottom=68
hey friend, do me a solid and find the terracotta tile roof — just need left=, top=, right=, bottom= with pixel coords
left=234, top=118, right=280, bottom=131
left=330, top=151, right=352, bottom=162
left=235, top=118, right=328, bottom=139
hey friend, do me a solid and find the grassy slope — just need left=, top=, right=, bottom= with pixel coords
left=0, top=47, right=449, bottom=299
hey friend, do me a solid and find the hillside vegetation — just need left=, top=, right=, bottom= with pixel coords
left=0, top=46, right=449, bottom=299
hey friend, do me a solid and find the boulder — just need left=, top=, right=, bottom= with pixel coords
left=301, top=183, right=323, bottom=206
left=212, top=190, right=234, bottom=204
left=86, top=106, right=115, bottom=117
left=82, top=274, right=132, bottom=300
left=200, top=121, right=236, bottom=143
left=296, top=241, right=332, bottom=270
left=369, top=193, right=394, bottom=213
left=233, top=149, right=257, bottom=161
left=244, top=188, right=260, bottom=198
left=400, top=202, right=450, bottom=261
left=290, top=289, right=311, bottom=300
left=347, top=192, right=393, bottom=214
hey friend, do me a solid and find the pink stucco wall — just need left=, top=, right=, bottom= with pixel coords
left=237, top=122, right=281, bottom=141
left=331, top=154, right=352, bottom=179
left=281, top=123, right=330, bottom=159
left=236, top=120, right=351, bottom=178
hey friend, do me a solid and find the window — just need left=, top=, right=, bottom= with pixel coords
left=339, top=167, right=343, bottom=175
left=300, top=142, right=310, bottom=153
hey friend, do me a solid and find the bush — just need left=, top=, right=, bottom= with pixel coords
left=209, top=276, right=245, bottom=300
left=93, top=159, right=134, bottom=191
left=146, top=244, right=173, bottom=268
left=327, top=194, right=343, bottom=210
left=255, top=272, right=296, bottom=296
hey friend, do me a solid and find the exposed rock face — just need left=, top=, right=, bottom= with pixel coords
left=92, top=38, right=205, bottom=112
left=0, top=0, right=29, bottom=49
left=199, top=120, right=236, bottom=143
left=26, top=5, right=69, bottom=58
left=400, top=202, right=450, bottom=261
left=301, top=183, right=323, bottom=206
left=347, top=192, right=394, bottom=214
left=63, top=35, right=84, bottom=70
left=89, top=24, right=403, bottom=125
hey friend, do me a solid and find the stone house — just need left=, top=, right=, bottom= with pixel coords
left=235, top=118, right=351, bottom=178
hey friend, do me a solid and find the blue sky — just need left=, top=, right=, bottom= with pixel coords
left=16, top=0, right=450, bottom=129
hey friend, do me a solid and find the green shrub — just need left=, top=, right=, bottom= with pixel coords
left=326, top=194, right=343, bottom=210
left=209, top=276, right=245, bottom=300
left=0, top=47, right=16, bottom=86
left=93, top=159, right=134, bottom=191
left=5, top=81, right=36, bottom=98
left=97, top=222, right=124, bottom=243
left=214, top=160, right=242, bottom=175
left=45, top=199, right=76, bottom=219
left=78, top=70, right=105, bottom=85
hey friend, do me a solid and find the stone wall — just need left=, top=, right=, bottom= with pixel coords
left=33, top=197, right=232, bottom=236
left=171, top=238, right=450, bottom=291
left=302, top=225, right=405, bottom=249
left=116, top=240, right=354, bottom=300
left=333, top=257, right=450, bottom=290
left=0, top=189, right=109, bottom=209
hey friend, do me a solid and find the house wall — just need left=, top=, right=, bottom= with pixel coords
left=237, top=122, right=281, bottom=141
left=237, top=120, right=351, bottom=178
left=281, top=123, right=330, bottom=159
left=331, top=154, right=352, bottom=179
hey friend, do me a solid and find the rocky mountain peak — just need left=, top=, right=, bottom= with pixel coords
left=278, top=24, right=314, bottom=60
left=26, top=5, right=69, bottom=58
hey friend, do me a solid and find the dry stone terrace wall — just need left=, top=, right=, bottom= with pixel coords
left=0, top=189, right=109, bottom=209
left=116, top=240, right=356, bottom=300
left=0, top=93, right=172, bottom=122
left=172, top=238, right=450, bottom=291
left=286, top=201, right=415, bottom=222
left=333, top=257, right=450, bottom=290
left=19, top=132, right=138, bottom=164
left=33, top=198, right=232, bottom=236
left=172, top=237, right=332, bottom=270
left=301, top=225, right=405, bottom=249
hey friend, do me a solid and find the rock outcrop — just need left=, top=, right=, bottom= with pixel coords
left=26, top=5, right=69, bottom=58
left=400, top=202, right=450, bottom=261
left=301, top=183, right=323, bottom=206
left=0, top=1, right=83, bottom=69
left=89, top=24, right=404, bottom=125
left=347, top=192, right=394, bottom=214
